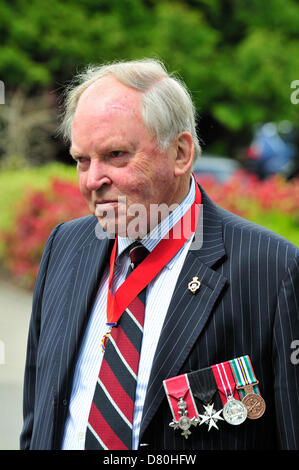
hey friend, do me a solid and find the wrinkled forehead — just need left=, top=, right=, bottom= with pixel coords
left=71, top=77, right=154, bottom=152
left=74, top=76, right=143, bottom=121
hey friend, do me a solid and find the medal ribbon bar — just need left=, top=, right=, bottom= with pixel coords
left=211, top=361, right=239, bottom=406
left=229, top=355, right=261, bottom=398
left=163, top=373, right=198, bottom=422
left=229, top=355, right=266, bottom=420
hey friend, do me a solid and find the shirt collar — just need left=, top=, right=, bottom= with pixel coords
left=117, top=175, right=196, bottom=269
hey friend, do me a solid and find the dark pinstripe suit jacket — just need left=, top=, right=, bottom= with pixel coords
left=20, top=184, right=299, bottom=450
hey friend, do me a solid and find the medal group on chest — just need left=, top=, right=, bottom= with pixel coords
left=164, top=355, right=266, bottom=439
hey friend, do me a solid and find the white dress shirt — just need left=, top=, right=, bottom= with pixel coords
left=61, top=176, right=196, bottom=449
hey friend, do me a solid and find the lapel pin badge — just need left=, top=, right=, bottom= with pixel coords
left=188, top=276, right=201, bottom=294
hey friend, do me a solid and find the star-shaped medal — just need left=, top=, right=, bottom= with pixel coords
left=169, top=416, right=199, bottom=439
left=198, top=403, right=224, bottom=431
left=169, top=397, right=199, bottom=439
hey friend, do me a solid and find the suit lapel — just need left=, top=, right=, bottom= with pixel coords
left=56, top=225, right=112, bottom=404
left=140, top=185, right=228, bottom=439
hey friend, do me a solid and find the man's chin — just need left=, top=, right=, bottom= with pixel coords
left=96, top=216, right=148, bottom=239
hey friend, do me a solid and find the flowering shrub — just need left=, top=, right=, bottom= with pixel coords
left=1, top=172, right=298, bottom=289
left=1, top=178, right=88, bottom=287
left=195, top=171, right=299, bottom=218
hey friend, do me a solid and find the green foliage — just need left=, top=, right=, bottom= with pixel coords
left=0, top=0, right=298, bottom=150
left=252, top=211, right=299, bottom=247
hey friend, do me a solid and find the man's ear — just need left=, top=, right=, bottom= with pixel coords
left=174, top=131, right=194, bottom=176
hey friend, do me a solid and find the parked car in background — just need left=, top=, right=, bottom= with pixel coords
left=244, top=121, right=299, bottom=180
left=192, top=155, right=241, bottom=183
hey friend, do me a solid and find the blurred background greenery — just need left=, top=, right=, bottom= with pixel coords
left=0, top=0, right=298, bottom=287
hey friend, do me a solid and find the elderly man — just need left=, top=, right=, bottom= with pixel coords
left=20, top=59, right=299, bottom=450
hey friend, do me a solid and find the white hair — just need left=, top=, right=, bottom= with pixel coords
left=59, top=58, right=201, bottom=158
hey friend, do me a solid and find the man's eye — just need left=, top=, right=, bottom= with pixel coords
left=76, top=157, right=89, bottom=166
left=111, top=150, right=124, bottom=157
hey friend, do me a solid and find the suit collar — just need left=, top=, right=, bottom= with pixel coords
left=191, top=182, right=226, bottom=267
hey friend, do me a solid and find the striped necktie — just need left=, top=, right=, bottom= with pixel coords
left=85, top=242, right=149, bottom=450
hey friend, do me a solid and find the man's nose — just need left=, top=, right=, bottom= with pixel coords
left=86, top=161, right=111, bottom=191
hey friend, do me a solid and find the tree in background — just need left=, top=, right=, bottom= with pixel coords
left=0, top=89, right=57, bottom=168
left=0, top=0, right=298, bottom=162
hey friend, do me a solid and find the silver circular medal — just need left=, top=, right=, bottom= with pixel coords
left=223, top=396, right=248, bottom=425
left=178, top=415, right=191, bottom=431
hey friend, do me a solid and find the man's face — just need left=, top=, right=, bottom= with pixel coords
left=70, top=76, right=180, bottom=237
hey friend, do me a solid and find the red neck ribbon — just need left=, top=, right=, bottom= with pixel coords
left=106, top=181, right=202, bottom=325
